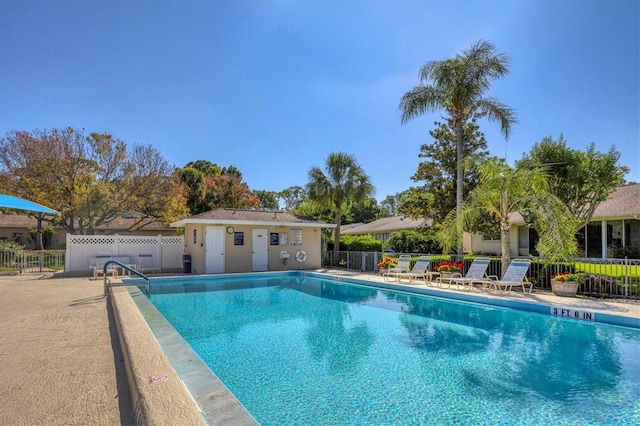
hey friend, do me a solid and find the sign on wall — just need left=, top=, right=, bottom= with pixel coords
left=291, top=227, right=302, bottom=246
left=279, top=232, right=288, bottom=245
left=234, top=232, right=244, bottom=245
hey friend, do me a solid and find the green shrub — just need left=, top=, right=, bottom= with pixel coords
left=384, top=230, right=440, bottom=253
left=333, top=234, right=383, bottom=252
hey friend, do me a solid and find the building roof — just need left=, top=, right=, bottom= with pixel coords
left=340, top=222, right=364, bottom=232
left=591, top=184, right=640, bottom=219
left=170, top=209, right=336, bottom=228
left=341, top=215, right=432, bottom=235
left=509, top=183, right=640, bottom=224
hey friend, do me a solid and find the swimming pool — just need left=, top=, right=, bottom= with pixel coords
left=137, top=273, right=640, bottom=425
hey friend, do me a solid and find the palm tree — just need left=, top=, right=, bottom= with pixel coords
left=306, top=152, right=374, bottom=251
left=399, top=40, right=517, bottom=254
left=439, top=158, right=577, bottom=275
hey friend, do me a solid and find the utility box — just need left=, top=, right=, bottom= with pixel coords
left=183, top=254, right=192, bottom=273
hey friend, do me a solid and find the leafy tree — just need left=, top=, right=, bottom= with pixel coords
left=0, top=129, right=74, bottom=248
left=222, top=165, right=242, bottom=179
left=278, top=186, right=307, bottom=211
left=439, top=158, right=577, bottom=274
left=179, top=167, right=207, bottom=213
left=202, top=173, right=259, bottom=210
left=350, top=197, right=385, bottom=223
left=399, top=113, right=493, bottom=223
left=306, top=152, right=374, bottom=251
left=400, top=40, right=517, bottom=254
left=380, top=192, right=405, bottom=217
left=26, top=225, right=56, bottom=249
left=517, top=135, right=627, bottom=231
left=184, top=160, right=221, bottom=176
left=0, top=127, right=188, bottom=237
left=253, top=190, right=280, bottom=210
left=294, top=198, right=352, bottom=226
left=178, top=161, right=258, bottom=213
left=384, top=229, right=440, bottom=253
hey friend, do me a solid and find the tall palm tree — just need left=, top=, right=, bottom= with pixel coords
left=399, top=40, right=517, bottom=254
left=439, top=158, right=577, bottom=275
left=306, top=152, right=374, bottom=251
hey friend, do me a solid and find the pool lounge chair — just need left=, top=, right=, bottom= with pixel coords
left=393, top=256, right=438, bottom=284
left=91, top=252, right=118, bottom=279
left=137, top=253, right=161, bottom=275
left=383, top=255, right=412, bottom=282
left=448, top=257, right=491, bottom=291
left=481, top=258, right=532, bottom=293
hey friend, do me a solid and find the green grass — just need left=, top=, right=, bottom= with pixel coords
left=575, top=262, right=640, bottom=278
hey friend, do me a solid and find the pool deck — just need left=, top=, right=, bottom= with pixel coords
left=1, top=270, right=638, bottom=425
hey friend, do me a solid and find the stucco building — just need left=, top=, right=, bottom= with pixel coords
left=171, top=209, right=335, bottom=274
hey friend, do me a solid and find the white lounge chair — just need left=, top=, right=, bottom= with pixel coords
left=448, top=257, right=491, bottom=291
left=481, top=258, right=532, bottom=293
left=383, top=255, right=412, bottom=282
left=91, top=252, right=118, bottom=279
left=137, top=253, right=161, bottom=275
left=393, top=256, right=437, bottom=284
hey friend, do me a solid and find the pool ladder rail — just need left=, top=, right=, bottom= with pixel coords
left=103, top=259, right=150, bottom=296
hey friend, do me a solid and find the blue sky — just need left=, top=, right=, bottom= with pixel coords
left=1, top=0, right=638, bottom=203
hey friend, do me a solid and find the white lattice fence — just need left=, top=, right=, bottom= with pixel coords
left=65, top=234, right=184, bottom=273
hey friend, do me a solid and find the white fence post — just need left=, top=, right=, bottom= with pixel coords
left=65, top=233, right=71, bottom=271
left=157, top=234, right=162, bottom=271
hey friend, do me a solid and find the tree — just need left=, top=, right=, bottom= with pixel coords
left=0, top=127, right=188, bottom=236
left=278, top=186, right=307, bottom=211
left=399, top=112, right=493, bottom=223
left=439, top=158, right=577, bottom=274
left=184, top=160, right=221, bottom=176
left=221, top=165, right=243, bottom=179
left=350, top=197, right=385, bottom=223
left=380, top=192, right=405, bottom=217
left=400, top=40, right=517, bottom=254
left=202, top=173, right=259, bottom=210
left=253, top=190, right=280, bottom=210
left=306, top=152, right=374, bottom=251
left=179, top=166, right=207, bottom=214
left=178, top=161, right=259, bottom=213
left=517, top=135, right=627, bottom=231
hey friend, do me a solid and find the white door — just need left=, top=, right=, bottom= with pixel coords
left=205, top=226, right=225, bottom=273
left=252, top=228, right=268, bottom=271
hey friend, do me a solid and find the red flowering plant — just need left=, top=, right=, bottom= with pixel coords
left=436, top=261, right=464, bottom=273
left=550, top=271, right=586, bottom=284
left=377, top=257, right=398, bottom=269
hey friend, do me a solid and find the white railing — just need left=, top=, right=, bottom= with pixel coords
left=0, top=249, right=65, bottom=273
left=65, top=234, right=184, bottom=273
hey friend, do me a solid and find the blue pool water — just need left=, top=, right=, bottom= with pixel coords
left=145, top=275, right=640, bottom=425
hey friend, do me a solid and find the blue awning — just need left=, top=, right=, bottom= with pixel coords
left=0, top=194, right=59, bottom=214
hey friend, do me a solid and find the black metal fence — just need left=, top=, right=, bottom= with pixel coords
left=325, top=251, right=640, bottom=298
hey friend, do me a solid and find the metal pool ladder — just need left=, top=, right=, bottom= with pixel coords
left=103, top=259, right=150, bottom=296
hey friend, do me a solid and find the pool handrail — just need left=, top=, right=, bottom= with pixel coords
left=103, top=259, right=150, bottom=296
